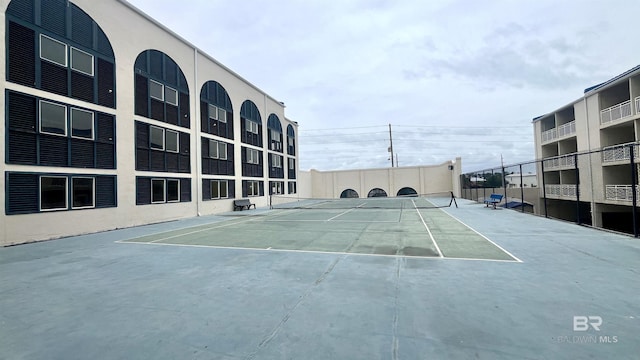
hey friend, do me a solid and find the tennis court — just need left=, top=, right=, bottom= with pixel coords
left=120, top=194, right=520, bottom=262
left=2, top=198, right=639, bottom=360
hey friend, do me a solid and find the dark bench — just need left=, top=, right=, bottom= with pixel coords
left=484, top=194, right=503, bottom=209
left=233, top=199, right=255, bottom=211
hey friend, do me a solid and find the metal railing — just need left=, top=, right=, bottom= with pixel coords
left=602, top=142, right=639, bottom=163
left=635, top=96, right=640, bottom=115
left=605, top=185, right=640, bottom=202
left=543, top=154, right=576, bottom=170
left=545, top=184, right=577, bottom=198
left=600, top=100, right=632, bottom=125
left=541, top=120, right=576, bottom=143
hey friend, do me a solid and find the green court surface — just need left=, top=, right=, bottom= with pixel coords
left=121, top=204, right=520, bottom=262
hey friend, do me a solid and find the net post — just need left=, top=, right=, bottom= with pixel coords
left=450, top=191, right=458, bottom=208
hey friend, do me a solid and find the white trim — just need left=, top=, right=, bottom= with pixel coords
left=151, top=178, right=166, bottom=204
left=149, top=125, right=165, bottom=150
left=164, top=86, right=178, bottom=106
left=39, top=34, right=67, bottom=67
left=149, top=79, right=164, bottom=101
left=165, top=129, right=179, bottom=153
left=70, top=107, right=95, bottom=140
left=70, top=46, right=94, bottom=77
left=39, top=176, right=68, bottom=211
left=71, top=177, right=96, bottom=210
left=208, top=104, right=218, bottom=120
left=166, top=179, right=181, bottom=203
left=39, top=100, right=68, bottom=137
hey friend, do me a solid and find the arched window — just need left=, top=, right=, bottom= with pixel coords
left=267, top=114, right=283, bottom=152
left=287, top=124, right=296, bottom=156
left=340, top=189, right=359, bottom=198
left=134, top=50, right=190, bottom=128
left=200, top=81, right=233, bottom=139
left=368, top=188, right=387, bottom=197
left=6, top=0, right=116, bottom=107
left=240, top=100, right=262, bottom=147
left=397, top=187, right=418, bottom=197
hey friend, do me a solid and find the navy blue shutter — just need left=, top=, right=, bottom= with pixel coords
left=71, top=71, right=94, bottom=103
left=71, top=5, right=93, bottom=48
left=7, top=91, right=38, bottom=165
left=6, top=0, right=35, bottom=22
left=166, top=104, right=178, bottom=125
left=228, top=180, right=236, bottom=198
left=202, top=179, right=211, bottom=200
left=41, top=0, right=66, bottom=36
left=179, top=92, right=190, bottom=128
left=70, top=139, right=95, bottom=168
left=135, top=74, right=149, bottom=117
left=97, top=58, right=115, bottom=108
left=200, top=101, right=209, bottom=134
left=7, top=22, right=36, bottom=87
left=179, top=132, right=190, bottom=173
left=150, top=98, right=164, bottom=121
left=136, top=177, right=151, bottom=205
left=39, top=135, right=68, bottom=167
left=41, top=61, right=68, bottom=96
left=180, top=178, right=191, bottom=202
left=96, top=176, right=116, bottom=208
left=135, top=122, right=150, bottom=171
left=7, top=173, right=39, bottom=214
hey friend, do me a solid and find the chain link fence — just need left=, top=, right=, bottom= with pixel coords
left=461, top=145, right=640, bottom=237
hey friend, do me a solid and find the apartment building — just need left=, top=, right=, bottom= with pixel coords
left=0, top=0, right=298, bottom=245
left=533, top=65, right=640, bottom=233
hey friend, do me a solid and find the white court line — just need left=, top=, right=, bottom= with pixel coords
left=327, top=207, right=358, bottom=221
left=412, top=199, right=443, bottom=258
left=439, top=208, right=523, bottom=263
left=265, top=219, right=398, bottom=223
left=118, top=241, right=520, bottom=262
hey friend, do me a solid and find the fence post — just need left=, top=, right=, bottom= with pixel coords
left=519, top=164, right=525, bottom=213
left=502, top=165, right=507, bottom=209
left=575, top=153, right=580, bottom=225
left=541, top=159, right=548, bottom=217
left=630, top=144, right=638, bottom=237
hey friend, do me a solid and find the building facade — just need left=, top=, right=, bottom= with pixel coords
left=1, top=0, right=298, bottom=245
left=533, top=65, right=640, bottom=232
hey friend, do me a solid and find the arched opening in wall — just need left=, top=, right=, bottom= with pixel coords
left=340, top=189, right=359, bottom=198
left=368, top=188, right=387, bottom=198
left=397, top=187, right=418, bottom=197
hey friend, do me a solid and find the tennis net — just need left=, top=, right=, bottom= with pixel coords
left=270, top=191, right=457, bottom=210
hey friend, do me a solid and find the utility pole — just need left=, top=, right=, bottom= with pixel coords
left=388, top=123, right=394, bottom=167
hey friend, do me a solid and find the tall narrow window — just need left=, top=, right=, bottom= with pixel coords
left=40, top=100, right=67, bottom=136
left=70, top=47, right=94, bottom=76
left=71, top=108, right=94, bottom=140
left=40, top=176, right=67, bottom=211
left=40, top=34, right=67, bottom=67
left=151, top=179, right=165, bottom=203
left=218, top=142, right=227, bottom=160
left=165, top=86, right=178, bottom=106
left=166, top=130, right=179, bottom=153
left=167, top=179, right=180, bottom=202
left=150, top=126, right=164, bottom=150
left=218, top=108, right=227, bottom=123
left=149, top=80, right=164, bottom=101
left=209, top=140, right=219, bottom=159
left=72, top=177, right=94, bottom=209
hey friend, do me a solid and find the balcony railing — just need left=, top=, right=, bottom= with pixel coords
left=600, top=100, right=632, bottom=125
left=545, top=184, right=577, bottom=197
left=605, top=185, right=640, bottom=202
left=636, top=96, right=640, bottom=115
left=602, top=142, right=639, bottom=163
left=543, top=154, right=576, bottom=170
left=541, top=120, right=576, bottom=143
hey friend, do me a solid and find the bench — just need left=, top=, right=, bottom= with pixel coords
left=484, top=194, right=503, bottom=209
left=233, top=199, right=256, bottom=211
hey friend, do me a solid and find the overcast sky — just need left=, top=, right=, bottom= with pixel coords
left=126, top=0, right=640, bottom=173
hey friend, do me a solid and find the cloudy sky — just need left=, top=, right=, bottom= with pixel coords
left=127, top=0, right=640, bottom=173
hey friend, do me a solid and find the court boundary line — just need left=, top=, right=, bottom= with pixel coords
left=439, top=208, right=524, bottom=263
left=118, top=240, right=521, bottom=263
left=412, top=199, right=443, bottom=258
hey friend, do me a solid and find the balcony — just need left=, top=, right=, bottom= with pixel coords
left=545, top=184, right=577, bottom=198
left=600, top=100, right=632, bottom=125
left=602, top=142, right=639, bottom=163
left=543, top=154, right=576, bottom=171
left=541, top=120, right=576, bottom=143
left=636, top=96, right=640, bottom=114
left=605, top=185, right=640, bottom=202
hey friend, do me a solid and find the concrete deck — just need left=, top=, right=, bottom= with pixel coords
left=1, top=199, right=639, bottom=359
